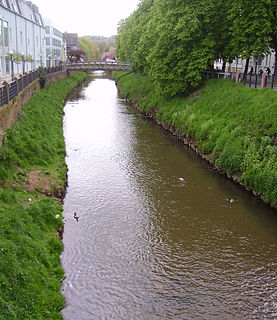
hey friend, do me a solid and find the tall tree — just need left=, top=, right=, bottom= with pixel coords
left=229, top=0, right=277, bottom=75
left=142, top=0, right=225, bottom=95
left=79, top=37, right=100, bottom=60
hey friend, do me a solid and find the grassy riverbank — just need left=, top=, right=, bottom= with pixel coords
left=0, top=72, right=86, bottom=319
left=113, top=71, right=277, bottom=208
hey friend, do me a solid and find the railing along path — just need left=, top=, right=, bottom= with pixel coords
left=0, top=65, right=64, bottom=107
left=202, top=71, right=277, bottom=90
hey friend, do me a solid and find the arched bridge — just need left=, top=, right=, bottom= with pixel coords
left=66, top=60, right=132, bottom=72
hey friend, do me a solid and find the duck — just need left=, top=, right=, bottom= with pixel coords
left=73, top=212, right=79, bottom=222
left=226, top=198, right=235, bottom=203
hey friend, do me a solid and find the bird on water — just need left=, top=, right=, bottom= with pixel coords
left=73, top=212, right=79, bottom=222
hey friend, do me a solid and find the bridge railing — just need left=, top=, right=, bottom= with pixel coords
left=66, top=60, right=132, bottom=71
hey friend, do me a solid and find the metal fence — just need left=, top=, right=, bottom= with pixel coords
left=202, top=71, right=277, bottom=90
left=0, top=65, right=65, bottom=108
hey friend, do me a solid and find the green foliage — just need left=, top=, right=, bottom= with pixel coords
left=0, top=190, right=64, bottom=319
left=78, top=37, right=100, bottom=60
left=228, top=0, right=276, bottom=65
left=114, top=71, right=277, bottom=206
left=0, top=72, right=87, bottom=184
left=38, top=67, right=47, bottom=89
left=0, top=72, right=86, bottom=319
left=116, top=0, right=277, bottom=94
left=116, top=0, right=233, bottom=96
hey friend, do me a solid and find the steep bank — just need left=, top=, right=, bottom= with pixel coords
left=0, top=72, right=86, bottom=319
left=113, top=71, right=277, bottom=209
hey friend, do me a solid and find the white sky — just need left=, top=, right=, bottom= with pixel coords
left=32, top=0, right=140, bottom=37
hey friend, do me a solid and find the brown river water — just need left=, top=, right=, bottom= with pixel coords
left=61, top=72, right=277, bottom=319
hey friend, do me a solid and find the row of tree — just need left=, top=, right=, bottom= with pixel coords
left=116, top=0, right=277, bottom=96
left=68, top=37, right=116, bottom=62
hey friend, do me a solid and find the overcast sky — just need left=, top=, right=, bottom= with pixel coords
left=32, top=0, right=140, bottom=37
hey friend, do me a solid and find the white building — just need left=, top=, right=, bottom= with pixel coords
left=215, top=52, right=276, bottom=74
left=225, top=53, right=276, bottom=74
left=0, top=0, right=45, bottom=78
left=44, top=19, right=66, bottom=67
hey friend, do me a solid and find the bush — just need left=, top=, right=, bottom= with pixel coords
left=38, top=66, right=47, bottom=89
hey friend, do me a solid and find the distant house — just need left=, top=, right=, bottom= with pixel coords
left=0, top=0, right=46, bottom=77
left=63, top=32, right=79, bottom=53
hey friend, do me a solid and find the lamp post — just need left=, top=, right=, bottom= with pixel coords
left=9, top=50, right=14, bottom=81
left=55, top=55, right=57, bottom=67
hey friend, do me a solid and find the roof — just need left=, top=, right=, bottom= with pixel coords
left=64, top=32, right=79, bottom=48
left=0, top=0, right=44, bottom=26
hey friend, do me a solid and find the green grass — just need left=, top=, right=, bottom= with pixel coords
left=0, top=190, right=64, bottom=320
left=113, top=72, right=277, bottom=207
left=0, top=72, right=86, bottom=188
left=0, top=72, right=87, bottom=319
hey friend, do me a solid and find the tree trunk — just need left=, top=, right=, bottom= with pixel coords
left=243, top=58, right=250, bottom=81
left=273, top=50, right=277, bottom=84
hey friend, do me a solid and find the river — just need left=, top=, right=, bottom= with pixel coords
left=61, top=72, right=277, bottom=320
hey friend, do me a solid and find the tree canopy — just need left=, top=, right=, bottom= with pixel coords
left=116, top=0, right=277, bottom=96
left=78, top=37, right=100, bottom=60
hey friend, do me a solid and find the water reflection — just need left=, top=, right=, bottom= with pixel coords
left=61, top=72, right=277, bottom=320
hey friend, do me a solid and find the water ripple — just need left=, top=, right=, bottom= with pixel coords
left=61, top=76, right=277, bottom=320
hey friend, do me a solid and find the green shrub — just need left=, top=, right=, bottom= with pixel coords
left=38, top=66, right=47, bottom=89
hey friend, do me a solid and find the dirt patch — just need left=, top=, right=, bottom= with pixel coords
left=24, top=170, right=50, bottom=193
left=21, top=170, right=64, bottom=201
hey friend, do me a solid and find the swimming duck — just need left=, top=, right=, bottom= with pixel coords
left=73, top=212, right=79, bottom=222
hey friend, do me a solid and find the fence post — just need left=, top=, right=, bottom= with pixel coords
left=236, top=71, right=241, bottom=83
left=255, top=74, right=258, bottom=88
left=14, top=77, right=19, bottom=94
left=271, top=74, right=275, bottom=89
left=261, top=73, right=267, bottom=89
left=3, top=81, right=9, bottom=102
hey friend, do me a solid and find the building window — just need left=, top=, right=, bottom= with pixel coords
left=3, top=21, right=8, bottom=47
left=5, top=0, right=10, bottom=9
left=12, top=3, right=19, bottom=13
left=36, top=36, right=38, bottom=47
left=46, top=38, right=50, bottom=45
left=10, top=28, right=12, bottom=43
left=0, top=19, right=2, bottom=46
left=20, top=31, right=23, bottom=45
left=5, top=55, right=10, bottom=73
left=28, top=38, right=30, bottom=46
